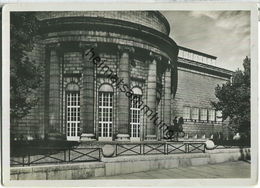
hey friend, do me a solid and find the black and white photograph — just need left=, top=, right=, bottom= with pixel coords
left=1, top=2, right=258, bottom=187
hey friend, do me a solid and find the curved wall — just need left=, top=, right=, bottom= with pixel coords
left=13, top=11, right=179, bottom=141
left=36, top=11, right=170, bottom=35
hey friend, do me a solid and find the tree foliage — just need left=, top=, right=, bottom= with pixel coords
left=212, top=57, right=250, bottom=136
left=10, top=12, right=43, bottom=120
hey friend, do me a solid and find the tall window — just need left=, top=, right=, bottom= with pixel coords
left=191, top=107, right=199, bottom=121
left=130, top=87, right=142, bottom=138
left=66, top=83, right=80, bottom=141
left=209, top=109, right=215, bottom=122
left=98, top=84, right=113, bottom=138
left=183, top=106, right=191, bottom=120
left=200, top=108, right=207, bottom=121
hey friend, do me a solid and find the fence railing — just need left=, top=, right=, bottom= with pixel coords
left=11, top=147, right=101, bottom=167
left=115, top=142, right=206, bottom=156
left=12, top=141, right=247, bottom=167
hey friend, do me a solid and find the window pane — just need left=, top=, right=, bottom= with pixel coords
left=98, top=92, right=113, bottom=137
left=183, top=107, right=190, bottom=119
left=200, top=108, right=207, bottom=121
left=66, top=92, right=80, bottom=139
left=191, top=108, right=199, bottom=120
left=130, top=94, right=142, bottom=138
left=209, top=109, right=215, bottom=121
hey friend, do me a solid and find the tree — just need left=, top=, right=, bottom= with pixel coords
left=212, top=57, right=250, bottom=140
left=10, top=12, right=43, bottom=122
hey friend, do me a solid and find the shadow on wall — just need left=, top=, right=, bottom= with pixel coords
left=11, top=140, right=80, bottom=157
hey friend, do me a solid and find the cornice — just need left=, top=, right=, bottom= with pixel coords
left=177, top=57, right=234, bottom=79
left=39, top=16, right=178, bottom=62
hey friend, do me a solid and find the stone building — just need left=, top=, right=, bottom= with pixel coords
left=173, top=46, right=233, bottom=139
left=11, top=11, right=233, bottom=142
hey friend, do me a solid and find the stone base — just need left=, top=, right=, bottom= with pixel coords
left=130, top=137, right=141, bottom=142
left=145, top=135, right=157, bottom=141
left=11, top=148, right=250, bottom=180
left=116, top=134, right=130, bottom=141
left=47, top=132, right=66, bottom=141
left=80, top=133, right=96, bottom=141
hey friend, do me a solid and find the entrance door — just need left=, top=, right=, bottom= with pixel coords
left=66, top=92, right=80, bottom=141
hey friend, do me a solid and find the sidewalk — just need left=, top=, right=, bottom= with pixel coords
left=91, top=161, right=250, bottom=179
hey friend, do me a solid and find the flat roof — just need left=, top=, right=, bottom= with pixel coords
left=179, top=46, right=217, bottom=60
left=177, top=57, right=234, bottom=79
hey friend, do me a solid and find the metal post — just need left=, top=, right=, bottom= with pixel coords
left=99, top=148, right=101, bottom=161
left=64, top=150, right=66, bottom=162
left=68, top=149, right=71, bottom=162
left=28, top=155, right=30, bottom=166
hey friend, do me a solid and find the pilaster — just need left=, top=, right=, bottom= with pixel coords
left=145, top=52, right=162, bottom=141
left=47, top=43, right=63, bottom=139
left=79, top=42, right=97, bottom=141
left=116, top=45, right=135, bottom=141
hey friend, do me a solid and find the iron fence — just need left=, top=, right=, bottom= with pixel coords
left=115, top=142, right=206, bottom=156
left=12, top=141, right=246, bottom=166
left=143, top=143, right=166, bottom=155
left=115, top=143, right=142, bottom=156
left=11, top=147, right=101, bottom=167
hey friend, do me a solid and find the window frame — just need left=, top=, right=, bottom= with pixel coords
left=200, top=108, right=208, bottom=122
left=98, top=84, right=114, bottom=138
left=183, top=106, right=191, bottom=121
left=208, top=109, right=216, bottom=122
left=130, top=94, right=142, bottom=138
left=191, top=107, right=199, bottom=121
left=66, top=90, right=81, bottom=141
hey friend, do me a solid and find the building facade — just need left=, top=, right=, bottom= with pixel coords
left=11, top=11, right=233, bottom=142
left=174, top=47, right=233, bottom=139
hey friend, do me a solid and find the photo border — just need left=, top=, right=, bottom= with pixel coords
left=1, top=2, right=258, bottom=186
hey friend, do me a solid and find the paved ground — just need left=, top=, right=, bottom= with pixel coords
left=92, top=161, right=250, bottom=179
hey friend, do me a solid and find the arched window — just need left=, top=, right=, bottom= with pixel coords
left=66, top=83, right=80, bottom=141
left=130, top=87, right=142, bottom=139
left=98, top=84, right=113, bottom=138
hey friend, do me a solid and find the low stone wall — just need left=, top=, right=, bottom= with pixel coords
left=10, top=162, right=105, bottom=180
left=10, top=148, right=250, bottom=180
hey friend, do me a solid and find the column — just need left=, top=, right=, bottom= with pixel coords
left=116, top=45, right=135, bottom=141
left=48, top=43, right=62, bottom=138
left=161, top=60, right=172, bottom=139
left=164, top=61, right=172, bottom=126
left=145, top=52, right=161, bottom=140
left=80, top=43, right=96, bottom=140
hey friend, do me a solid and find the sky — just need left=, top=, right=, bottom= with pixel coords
left=161, top=11, right=250, bottom=71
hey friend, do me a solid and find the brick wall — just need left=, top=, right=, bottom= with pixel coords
left=173, top=68, right=229, bottom=116
left=64, top=52, right=83, bottom=74
left=172, top=67, right=231, bottom=138
left=12, top=43, right=232, bottom=140
left=131, top=59, right=148, bottom=81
